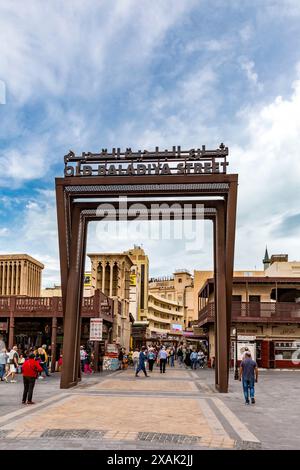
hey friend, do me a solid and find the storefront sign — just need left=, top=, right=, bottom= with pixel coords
left=106, top=343, right=118, bottom=353
left=100, top=299, right=111, bottom=315
left=238, top=335, right=256, bottom=341
left=89, top=318, right=103, bottom=341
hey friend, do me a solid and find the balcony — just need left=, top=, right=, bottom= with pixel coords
left=0, top=290, right=114, bottom=322
left=148, top=300, right=183, bottom=316
left=198, top=301, right=300, bottom=326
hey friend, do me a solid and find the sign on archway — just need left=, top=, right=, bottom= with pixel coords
left=55, top=144, right=238, bottom=392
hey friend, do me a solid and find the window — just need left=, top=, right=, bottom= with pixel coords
left=232, top=295, right=242, bottom=302
left=178, top=278, right=182, bottom=283
left=249, top=295, right=260, bottom=302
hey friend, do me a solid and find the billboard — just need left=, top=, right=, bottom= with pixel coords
left=171, top=324, right=183, bottom=332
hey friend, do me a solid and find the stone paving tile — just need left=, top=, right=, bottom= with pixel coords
left=89, top=378, right=198, bottom=392
left=1, top=395, right=211, bottom=436
left=0, top=366, right=278, bottom=450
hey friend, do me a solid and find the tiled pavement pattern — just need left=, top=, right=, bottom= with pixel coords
left=0, top=366, right=299, bottom=449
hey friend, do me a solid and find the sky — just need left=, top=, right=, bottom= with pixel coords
left=1, top=0, right=300, bottom=286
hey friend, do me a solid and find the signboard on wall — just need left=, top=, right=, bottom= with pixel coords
left=171, top=324, right=183, bottom=332
left=89, top=318, right=103, bottom=341
left=84, top=272, right=92, bottom=287
left=130, top=274, right=137, bottom=286
left=237, top=342, right=256, bottom=361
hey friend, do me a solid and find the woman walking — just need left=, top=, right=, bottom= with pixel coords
left=148, top=348, right=156, bottom=372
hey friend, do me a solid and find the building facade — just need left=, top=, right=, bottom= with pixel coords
left=149, top=270, right=194, bottom=328
left=125, top=246, right=149, bottom=321
left=0, top=254, right=44, bottom=297
left=88, top=252, right=133, bottom=351
left=143, top=292, right=184, bottom=342
left=197, top=252, right=300, bottom=369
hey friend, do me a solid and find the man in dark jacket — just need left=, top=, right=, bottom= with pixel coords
left=135, top=346, right=149, bottom=377
left=22, top=354, right=43, bottom=405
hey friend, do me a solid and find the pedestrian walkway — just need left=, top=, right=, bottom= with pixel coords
left=0, top=366, right=261, bottom=450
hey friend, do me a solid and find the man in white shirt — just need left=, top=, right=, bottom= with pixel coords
left=158, top=346, right=168, bottom=374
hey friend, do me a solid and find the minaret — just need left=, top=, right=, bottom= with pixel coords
left=263, top=246, right=270, bottom=270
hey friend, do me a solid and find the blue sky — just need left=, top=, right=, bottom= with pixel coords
left=1, top=0, right=300, bottom=286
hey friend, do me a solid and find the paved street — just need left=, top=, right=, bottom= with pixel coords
left=0, top=365, right=299, bottom=450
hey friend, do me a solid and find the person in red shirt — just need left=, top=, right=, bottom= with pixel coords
left=22, top=353, right=43, bottom=405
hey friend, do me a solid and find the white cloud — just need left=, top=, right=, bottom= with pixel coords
left=239, top=24, right=254, bottom=43
left=231, top=70, right=300, bottom=266
left=0, top=227, right=9, bottom=236
left=0, top=0, right=195, bottom=105
left=240, top=58, right=263, bottom=91
left=185, top=38, right=231, bottom=54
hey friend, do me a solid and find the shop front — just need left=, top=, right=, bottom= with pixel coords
left=230, top=323, right=300, bottom=369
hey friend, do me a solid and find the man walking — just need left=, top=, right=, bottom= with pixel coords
left=135, top=346, right=149, bottom=377
left=190, top=349, right=198, bottom=370
left=170, top=347, right=175, bottom=367
left=239, top=351, right=258, bottom=405
left=158, top=346, right=168, bottom=374
left=22, top=353, right=43, bottom=404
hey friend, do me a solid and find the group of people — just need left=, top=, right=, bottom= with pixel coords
left=80, top=345, right=105, bottom=373
left=0, top=343, right=51, bottom=405
left=0, top=344, right=50, bottom=384
left=177, top=345, right=207, bottom=369
left=133, top=346, right=171, bottom=376
left=131, top=345, right=204, bottom=376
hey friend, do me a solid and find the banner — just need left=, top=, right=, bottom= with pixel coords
left=89, top=318, right=103, bottom=341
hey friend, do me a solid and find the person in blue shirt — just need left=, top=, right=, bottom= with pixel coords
left=158, top=346, right=168, bottom=373
left=190, top=350, right=198, bottom=370
left=135, top=346, right=149, bottom=377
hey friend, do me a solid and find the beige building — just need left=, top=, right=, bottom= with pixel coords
left=197, top=251, right=300, bottom=368
left=125, top=246, right=149, bottom=321
left=0, top=254, right=44, bottom=297
left=88, top=252, right=133, bottom=351
left=144, top=292, right=184, bottom=339
left=149, top=270, right=194, bottom=328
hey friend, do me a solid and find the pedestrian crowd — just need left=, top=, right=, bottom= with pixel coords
left=0, top=343, right=51, bottom=405
left=127, top=344, right=208, bottom=376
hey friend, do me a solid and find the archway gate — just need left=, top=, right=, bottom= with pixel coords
left=55, top=145, right=238, bottom=392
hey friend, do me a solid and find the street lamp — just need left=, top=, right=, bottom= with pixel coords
left=233, top=327, right=239, bottom=380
